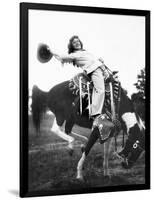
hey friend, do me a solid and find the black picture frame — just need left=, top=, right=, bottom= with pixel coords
left=20, top=2, right=150, bottom=198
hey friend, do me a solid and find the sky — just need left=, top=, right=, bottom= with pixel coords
left=29, top=9, right=145, bottom=97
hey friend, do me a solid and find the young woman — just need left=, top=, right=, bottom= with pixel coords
left=50, top=35, right=109, bottom=119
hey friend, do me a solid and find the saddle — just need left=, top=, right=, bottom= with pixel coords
left=69, top=71, right=119, bottom=102
left=69, top=73, right=93, bottom=95
left=69, top=71, right=121, bottom=142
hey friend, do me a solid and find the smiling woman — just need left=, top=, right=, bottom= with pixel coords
left=48, top=35, right=111, bottom=119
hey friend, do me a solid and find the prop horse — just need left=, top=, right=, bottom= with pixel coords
left=31, top=71, right=145, bottom=179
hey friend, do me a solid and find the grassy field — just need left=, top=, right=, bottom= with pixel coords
left=28, top=114, right=145, bottom=194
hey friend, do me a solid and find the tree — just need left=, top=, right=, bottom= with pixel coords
left=133, top=68, right=145, bottom=99
left=131, top=68, right=145, bottom=120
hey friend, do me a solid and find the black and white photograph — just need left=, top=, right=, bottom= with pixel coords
left=20, top=3, right=150, bottom=198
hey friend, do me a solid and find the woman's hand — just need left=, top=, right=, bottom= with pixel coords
left=52, top=52, right=63, bottom=63
left=99, top=57, right=104, bottom=64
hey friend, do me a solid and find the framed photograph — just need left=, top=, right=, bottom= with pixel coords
left=20, top=2, right=150, bottom=198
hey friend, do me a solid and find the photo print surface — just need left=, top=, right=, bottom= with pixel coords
left=20, top=3, right=150, bottom=197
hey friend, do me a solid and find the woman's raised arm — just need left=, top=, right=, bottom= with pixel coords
left=50, top=50, right=75, bottom=64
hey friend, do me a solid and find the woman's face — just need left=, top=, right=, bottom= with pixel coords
left=72, top=38, right=82, bottom=50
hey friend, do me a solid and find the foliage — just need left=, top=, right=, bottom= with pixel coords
left=133, top=68, right=145, bottom=99
left=131, top=68, right=145, bottom=120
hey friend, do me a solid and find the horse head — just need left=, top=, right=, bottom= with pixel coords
left=118, top=90, right=145, bottom=168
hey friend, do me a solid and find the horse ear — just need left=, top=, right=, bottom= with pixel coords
left=37, top=43, right=53, bottom=63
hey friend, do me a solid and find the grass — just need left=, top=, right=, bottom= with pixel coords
left=28, top=114, right=145, bottom=193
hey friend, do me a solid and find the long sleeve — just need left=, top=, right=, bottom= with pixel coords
left=61, top=54, right=75, bottom=63
left=53, top=52, right=75, bottom=64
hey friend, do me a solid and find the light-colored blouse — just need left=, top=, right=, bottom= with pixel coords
left=60, top=50, right=102, bottom=74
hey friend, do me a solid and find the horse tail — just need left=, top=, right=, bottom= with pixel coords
left=31, top=85, right=48, bottom=132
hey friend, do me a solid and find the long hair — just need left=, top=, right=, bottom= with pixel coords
left=67, top=35, right=83, bottom=54
left=67, top=35, right=84, bottom=66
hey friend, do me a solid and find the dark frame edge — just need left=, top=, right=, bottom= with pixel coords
left=20, top=2, right=150, bottom=16
left=22, top=184, right=150, bottom=198
left=20, top=2, right=29, bottom=198
left=145, top=10, right=151, bottom=189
